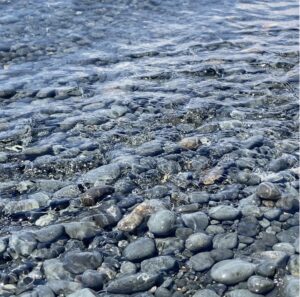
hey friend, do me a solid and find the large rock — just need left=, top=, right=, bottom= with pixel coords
left=211, top=260, right=256, bottom=285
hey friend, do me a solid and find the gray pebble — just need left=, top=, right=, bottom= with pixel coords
left=123, top=237, right=156, bottom=262
left=147, top=210, right=176, bottom=236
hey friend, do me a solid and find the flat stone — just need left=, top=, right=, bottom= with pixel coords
left=182, top=211, right=209, bottom=231
left=189, top=192, right=210, bottom=204
left=141, top=256, right=177, bottom=273
left=123, top=237, right=156, bottom=262
left=263, top=208, right=282, bottom=221
left=43, top=259, right=72, bottom=281
left=238, top=216, right=260, bottom=237
left=247, top=275, right=274, bottom=294
left=211, top=259, right=256, bottom=285
left=189, top=252, right=215, bottom=272
left=276, top=226, right=299, bottom=244
left=210, top=248, right=233, bottom=262
left=273, top=242, right=295, bottom=255
left=81, top=185, right=115, bottom=206
left=106, top=272, right=160, bottom=294
left=185, top=232, right=212, bottom=252
left=34, top=224, right=65, bottom=243
left=252, top=251, right=289, bottom=268
left=147, top=210, right=176, bottom=236
left=208, top=205, right=240, bottom=221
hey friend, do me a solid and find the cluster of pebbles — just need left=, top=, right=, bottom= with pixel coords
left=0, top=0, right=299, bottom=297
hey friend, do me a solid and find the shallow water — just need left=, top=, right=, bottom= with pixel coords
left=0, top=0, right=299, bottom=296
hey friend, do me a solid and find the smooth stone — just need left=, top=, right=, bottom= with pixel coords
left=287, top=255, right=299, bottom=276
left=252, top=251, right=289, bottom=268
left=263, top=208, right=282, bottom=221
left=255, top=262, right=276, bottom=277
left=185, top=233, right=212, bottom=252
left=273, top=242, right=295, bottom=255
left=282, top=276, right=300, bottom=297
left=18, top=285, right=55, bottom=297
left=123, top=238, right=156, bottom=262
left=294, top=238, right=299, bottom=253
left=192, top=289, right=220, bottom=297
left=66, top=288, right=97, bottom=297
left=256, top=182, right=281, bottom=200
left=247, top=276, right=274, bottom=294
left=225, top=289, right=263, bottom=297
left=147, top=210, right=176, bottom=236
left=63, top=251, right=102, bottom=274
left=268, top=154, right=297, bottom=172
left=155, top=287, right=172, bottom=297
left=137, top=141, right=163, bottom=157
left=213, top=233, right=238, bottom=249
left=9, top=232, right=37, bottom=256
left=48, top=280, right=82, bottom=296
left=141, top=256, right=177, bottom=273
left=210, top=248, right=233, bottom=262
left=211, top=260, right=256, bottom=285
left=53, top=185, right=81, bottom=199
left=179, top=136, right=202, bottom=150
left=175, top=227, right=193, bottom=240
left=117, top=200, right=166, bottom=232
left=276, top=226, right=299, bottom=244
left=81, top=270, right=104, bottom=290
left=34, top=224, right=65, bottom=243
left=209, top=205, right=240, bottom=221
left=189, top=192, right=210, bottom=204
left=182, top=212, right=209, bottom=231
left=44, top=259, right=72, bottom=280
left=81, top=185, right=115, bottom=206
left=206, top=225, right=225, bottom=235
left=155, top=237, right=185, bottom=254
left=106, top=272, right=160, bottom=294
left=64, top=222, right=99, bottom=240
left=4, top=198, right=41, bottom=214
left=189, top=252, right=215, bottom=272
left=120, top=261, right=137, bottom=274
left=238, top=216, right=260, bottom=237
left=90, top=204, right=122, bottom=229
left=79, top=163, right=121, bottom=185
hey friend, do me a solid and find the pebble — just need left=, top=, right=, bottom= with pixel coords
left=252, top=251, right=289, bottom=268
left=179, top=136, right=202, bottom=150
left=255, top=262, right=276, bottom=277
left=189, top=192, right=210, bottom=204
left=43, top=259, right=72, bottom=280
left=185, top=233, right=212, bottom=252
left=106, top=272, right=160, bottom=294
left=276, top=226, right=299, bottom=244
left=208, top=205, right=240, bottom=221
left=66, top=288, right=97, bottom=297
left=81, top=185, right=114, bottom=206
left=282, top=276, right=300, bottom=297
left=272, top=242, right=295, bottom=255
left=238, top=216, right=260, bottom=237
left=81, top=270, right=105, bottom=290
left=287, top=255, right=299, bottom=276
left=34, top=224, right=65, bottom=243
left=225, top=289, right=263, bottom=297
left=256, top=182, right=281, bottom=200
left=64, top=222, right=99, bottom=240
left=201, top=166, right=224, bottom=185
left=63, top=250, right=102, bottom=274
left=263, top=208, right=282, bottom=220
left=123, top=237, right=156, bottom=261
left=117, top=199, right=166, bottom=232
left=120, top=261, right=137, bottom=274
left=9, top=232, right=37, bottom=257
left=192, top=289, right=220, bottom=297
left=210, top=248, right=233, bottom=262
left=147, top=210, right=176, bottom=236
left=210, top=259, right=256, bottom=285
left=141, top=256, right=177, bottom=273
left=48, top=280, right=82, bottom=296
left=213, top=233, right=238, bottom=249
left=181, top=212, right=209, bottom=231
left=247, top=275, right=274, bottom=294
left=189, top=252, right=215, bottom=272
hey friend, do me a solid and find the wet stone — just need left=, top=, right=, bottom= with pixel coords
left=208, top=205, right=240, bottom=221
left=106, top=272, right=160, bottom=294
left=213, top=232, right=238, bottom=250
left=210, top=259, right=256, bottom=285
left=252, top=251, right=289, bottom=268
left=81, top=270, right=105, bottom=290
left=256, top=182, right=281, bottom=200
left=123, top=237, right=156, bottom=262
left=192, top=289, right=220, bottom=297
left=247, top=275, right=274, bottom=294
left=210, top=248, right=234, bottom=262
left=255, top=262, right=276, bottom=277
left=238, top=216, right=260, bottom=237
left=188, top=192, right=210, bottom=204
left=147, top=210, right=176, bottom=236
left=63, top=250, right=102, bottom=274
left=185, top=232, right=212, bottom=252
left=182, top=212, right=209, bottom=231
left=189, top=252, right=215, bottom=272
left=141, top=256, right=177, bottom=273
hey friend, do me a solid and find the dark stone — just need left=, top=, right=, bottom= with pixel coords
left=238, top=216, right=260, bottom=237
left=81, top=270, right=105, bottom=290
left=81, top=185, right=115, bottom=206
left=123, top=238, right=156, bottom=262
left=141, top=256, right=178, bottom=273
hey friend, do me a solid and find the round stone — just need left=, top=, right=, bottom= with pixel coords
left=247, top=275, right=274, bottom=294
left=213, top=232, right=238, bottom=249
left=123, top=237, right=156, bottom=262
left=193, top=289, right=220, bottom=297
left=185, top=233, right=212, bottom=252
left=208, top=205, right=240, bottom=221
left=256, top=182, right=281, bottom=200
left=81, top=270, right=104, bottom=290
left=211, top=259, right=256, bottom=285
left=189, top=252, right=215, bottom=272
left=147, top=210, right=176, bottom=236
